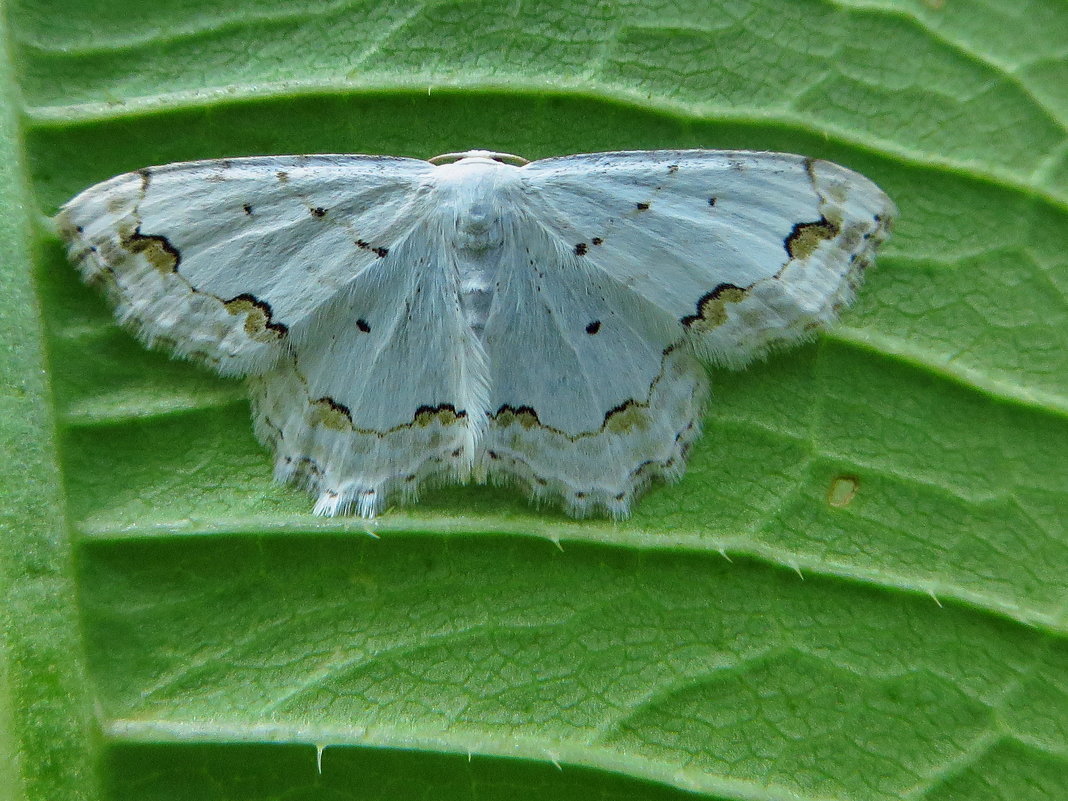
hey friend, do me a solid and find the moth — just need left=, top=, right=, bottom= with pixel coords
left=57, top=149, right=895, bottom=518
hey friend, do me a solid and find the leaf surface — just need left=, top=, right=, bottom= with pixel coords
left=3, top=1, right=1066, bottom=799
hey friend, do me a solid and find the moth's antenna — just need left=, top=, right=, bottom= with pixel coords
left=429, top=150, right=530, bottom=166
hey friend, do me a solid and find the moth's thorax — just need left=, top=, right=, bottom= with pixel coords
left=432, top=157, right=522, bottom=253
left=431, top=157, right=523, bottom=338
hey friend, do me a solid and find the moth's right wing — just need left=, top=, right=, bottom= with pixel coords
left=56, top=154, right=435, bottom=376
left=520, top=150, right=895, bottom=369
left=480, top=216, right=707, bottom=519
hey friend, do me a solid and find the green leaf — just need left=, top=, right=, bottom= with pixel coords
left=3, top=0, right=1066, bottom=799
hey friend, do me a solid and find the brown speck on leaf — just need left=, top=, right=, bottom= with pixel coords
left=828, top=475, right=859, bottom=507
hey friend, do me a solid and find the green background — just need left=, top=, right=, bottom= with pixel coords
left=2, top=0, right=1066, bottom=799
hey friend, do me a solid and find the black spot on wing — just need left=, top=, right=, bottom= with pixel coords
left=784, top=217, right=840, bottom=259
left=585, top=320, right=601, bottom=334
left=122, top=227, right=181, bottom=272
left=494, top=404, right=541, bottom=423
left=310, top=207, right=327, bottom=217
left=355, top=239, right=389, bottom=258
left=414, top=403, right=466, bottom=422
left=314, top=396, right=352, bottom=421
left=574, top=242, right=588, bottom=256
left=356, top=319, right=371, bottom=333
left=225, top=293, right=290, bottom=336
left=635, top=202, right=650, bottom=211
left=681, top=283, right=746, bottom=327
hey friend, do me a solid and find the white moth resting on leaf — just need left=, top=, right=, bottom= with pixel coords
left=57, top=149, right=895, bottom=519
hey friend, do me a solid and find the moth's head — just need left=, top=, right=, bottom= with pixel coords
left=429, top=150, right=529, bottom=166
left=431, top=157, right=524, bottom=252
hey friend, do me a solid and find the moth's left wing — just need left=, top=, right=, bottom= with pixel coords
left=56, top=155, right=435, bottom=376
left=520, top=150, right=895, bottom=367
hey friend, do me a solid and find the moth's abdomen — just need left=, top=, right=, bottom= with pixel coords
left=456, top=249, right=499, bottom=339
